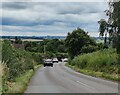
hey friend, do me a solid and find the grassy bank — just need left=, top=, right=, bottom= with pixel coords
left=1, top=40, right=43, bottom=93
left=67, top=48, right=120, bottom=81
left=66, top=64, right=119, bottom=81
left=0, top=63, right=2, bottom=95
left=5, top=65, right=42, bottom=94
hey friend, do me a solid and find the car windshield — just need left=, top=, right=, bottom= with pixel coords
left=45, top=61, right=52, bottom=62
left=45, top=59, right=51, bottom=61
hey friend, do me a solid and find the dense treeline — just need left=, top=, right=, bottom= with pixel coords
left=25, top=39, right=68, bottom=58
left=1, top=40, right=42, bottom=92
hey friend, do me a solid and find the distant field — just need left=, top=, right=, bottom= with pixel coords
left=0, top=38, right=43, bottom=42
left=96, top=39, right=104, bottom=43
left=21, top=39, right=43, bottom=42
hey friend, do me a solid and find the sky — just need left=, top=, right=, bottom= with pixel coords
left=0, top=1, right=108, bottom=37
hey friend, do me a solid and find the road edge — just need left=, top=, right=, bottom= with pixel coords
left=3, top=64, right=42, bottom=94
left=65, top=63, right=119, bottom=82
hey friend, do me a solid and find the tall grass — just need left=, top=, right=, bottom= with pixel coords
left=0, top=61, right=9, bottom=93
left=70, top=48, right=118, bottom=74
left=1, top=40, right=43, bottom=93
left=0, top=62, right=2, bottom=94
left=2, top=40, right=42, bottom=81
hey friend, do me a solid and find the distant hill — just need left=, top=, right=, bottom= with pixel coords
left=0, top=36, right=66, bottom=40
left=0, top=36, right=104, bottom=43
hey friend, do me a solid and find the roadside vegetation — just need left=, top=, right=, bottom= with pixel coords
left=0, top=62, right=3, bottom=95
left=1, top=1, right=120, bottom=94
left=66, top=48, right=119, bottom=81
left=1, top=38, right=67, bottom=94
left=1, top=40, right=42, bottom=93
left=65, top=1, right=120, bottom=82
left=24, top=39, right=68, bottom=58
left=6, top=65, right=41, bottom=94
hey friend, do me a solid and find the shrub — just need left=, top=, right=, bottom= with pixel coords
left=81, top=45, right=99, bottom=54
left=0, top=61, right=9, bottom=93
left=1, top=40, right=42, bottom=81
left=69, top=48, right=118, bottom=74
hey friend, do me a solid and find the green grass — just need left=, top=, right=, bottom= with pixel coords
left=7, top=70, right=33, bottom=94
left=70, top=48, right=118, bottom=74
left=4, top=65, right=42, bottom=94
left=0, top=63, right=2, bottom=95
left=66, top=64, right=119, bottom=82
left=67, top=48, right=120, bottom=82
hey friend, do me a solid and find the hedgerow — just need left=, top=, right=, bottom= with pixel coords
left=1, top=40, right=42, bottom=81
left=70, top=48, right=119, bottom=74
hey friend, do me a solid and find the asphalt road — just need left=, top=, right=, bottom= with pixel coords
left=25, top=62, right=118, bottom=93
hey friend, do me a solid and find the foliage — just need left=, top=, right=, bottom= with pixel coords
left=98, top=19, right=108, bottom=45
left=0, top=63, right=2, bottom=94
left=98, top=19, right=107, bottom=37
left=3, top=65, right=41, bottom=94
left=1, top=40, right=42, bottom=81
left=99, top=1, right=120, bottom=53
left=81, top=45, right=99, bottom=54
left=25, top=41, right=42, bottom=52
left=25, top=39, right=66, bottom=56
left=7, top=70, right=33, bottom=94
left=25, top=39, right=67, bottom=58
left=69, top=48, right=118, bottom=74
left=0, top=62, right=9, bottom=93
left=15, top=36, right=22, bottom=44
left=32, top=53, right=43, bottom=65
left=111, top=1, right=120, bottom=53
left=66, top=64, right=119, bottom=81
left=65, top=27, right=98, bottom=59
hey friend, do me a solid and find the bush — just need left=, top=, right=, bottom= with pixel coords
left=81, top=45, right=99, bottom=54
left=32, top=53, right=43, bottom=65
left=1, top=40, right=42, bottom=81
left=70, top=48, right=118, bottom=74
left=0, top=62, right=9, bottom=93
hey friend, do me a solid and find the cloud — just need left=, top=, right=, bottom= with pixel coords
left=1, top=0, right=110, bottom=2
left=1, top=2, right=108, bottom=37
left=2, top=2, right=29, bottom=10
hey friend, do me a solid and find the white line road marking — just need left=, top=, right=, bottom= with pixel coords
left=76, top=81, right=95, bottom=90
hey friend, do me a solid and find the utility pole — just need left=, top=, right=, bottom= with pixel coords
left=44, top=45, right=46, bottom=58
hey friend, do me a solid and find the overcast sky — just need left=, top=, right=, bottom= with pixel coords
left=1, top=2, right=108, bottom=37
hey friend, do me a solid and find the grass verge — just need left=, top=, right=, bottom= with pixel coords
left=0, top=63, right=2, bottom=95
left=5, top=64, right=42, bottom=94
left=65, top=64, right=119, bottom=82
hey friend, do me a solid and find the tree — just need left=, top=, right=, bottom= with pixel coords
left=106, top=1, right=120, bottom=53
left=98, top=1, right=120, bottom=51
left=65, top=27, right=95, bottom=59
left=15, top=36, right=22, bottom=44
left=110, top=1, right=120, bottom=53
left=98, top=19, right=108, bottom=45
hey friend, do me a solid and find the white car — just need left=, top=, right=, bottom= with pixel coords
left=44, top=59, right=53, bottom=67
left=52, top=58, right=58, bottom=63
left=63, top=58, right=68, bottom=62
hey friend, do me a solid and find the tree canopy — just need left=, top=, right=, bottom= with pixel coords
left=98, top=1, right=120, bottom=52
left=65, top=28, right=97, bottom=59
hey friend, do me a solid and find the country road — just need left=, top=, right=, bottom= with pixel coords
left=25, top=62, right=118, bottom=93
